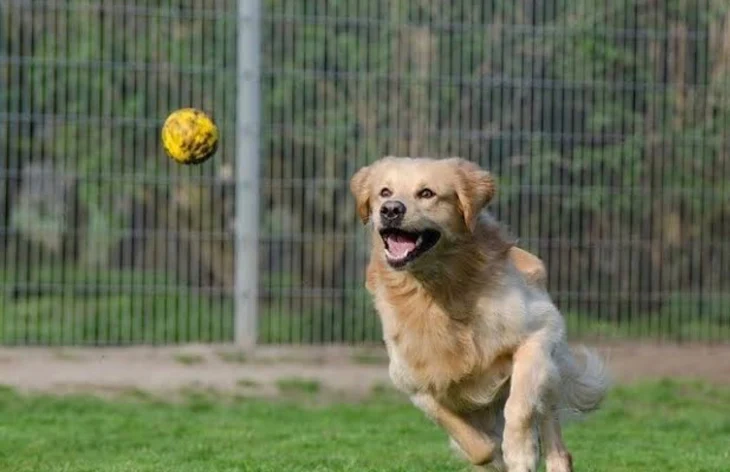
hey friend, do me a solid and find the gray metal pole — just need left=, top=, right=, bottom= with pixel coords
left=235, top=0, right=261, bottom=349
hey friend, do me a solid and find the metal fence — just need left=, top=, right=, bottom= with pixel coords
left=1, top=1, right=728, bottom=346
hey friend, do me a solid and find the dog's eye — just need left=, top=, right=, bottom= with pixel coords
left=380, top=188, right=392, bottom=198
left=418, top=188, right=435, bottom=199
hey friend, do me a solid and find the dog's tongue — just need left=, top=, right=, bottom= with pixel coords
left=387, top=233, right=417, bottom=258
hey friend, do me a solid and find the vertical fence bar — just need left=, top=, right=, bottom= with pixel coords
left=235, top=0, right=261, bottom=348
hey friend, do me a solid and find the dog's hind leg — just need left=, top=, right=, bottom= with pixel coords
left=539, top=412, right=573, bottom=472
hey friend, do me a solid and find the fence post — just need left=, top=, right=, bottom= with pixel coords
left=234, top=0, right=261, bottom=349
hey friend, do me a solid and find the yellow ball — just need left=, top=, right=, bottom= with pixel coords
left=161, top=108, right=219, bottom=165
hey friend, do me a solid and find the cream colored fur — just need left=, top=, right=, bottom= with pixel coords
left=350, top=156, right=609, bottom=472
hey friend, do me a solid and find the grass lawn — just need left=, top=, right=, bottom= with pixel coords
left=2, top=266, right=729, bottom=345
left=0, top=380, right=728, bottom=472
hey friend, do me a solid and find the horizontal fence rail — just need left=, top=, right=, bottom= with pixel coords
left=0, top=0, right=728, bottom=346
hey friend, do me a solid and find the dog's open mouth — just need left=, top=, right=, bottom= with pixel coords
left=379, top=228, right=441, bottom=268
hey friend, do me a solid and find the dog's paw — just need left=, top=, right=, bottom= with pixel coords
left=545, top=451, right=573, bottom=472
left=503, top=450, right=537, bottom=472
left=502, top=427, right=538, bottom=472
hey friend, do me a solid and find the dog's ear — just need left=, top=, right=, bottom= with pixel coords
left=350, top=165, right=372, bottom=224
left=451, top=158, right=496, bottom=232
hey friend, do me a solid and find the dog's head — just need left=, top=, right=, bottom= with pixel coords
left=350, top=156, right=495, bottom=270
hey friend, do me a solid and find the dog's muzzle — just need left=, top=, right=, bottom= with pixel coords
left=380, top=200, right=406, bottom=227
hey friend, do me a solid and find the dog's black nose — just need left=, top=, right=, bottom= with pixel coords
left=380, top=201, right=406, bottom=223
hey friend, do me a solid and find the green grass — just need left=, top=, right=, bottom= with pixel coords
left=563, top=310, right=730, bottom=343
left=0, top=380, right=728, bottom=471
left=236, top=378, right=261, bottom=388
left=0, top=266, right=379, bottom=345
left=276, top=378, right=321, bottom=394
left=350, top=350, right=389, bottom=365
left=563, top=292, right=730, bottom=342
left=0, top=292, right=235, bottom=345
left=1, top=266, right=728, bottom=345
left=174, top=354, right=206, bottom=365
left=0, top=266, right=235, bottom=345
left=218, top=351, right=249, bottom=364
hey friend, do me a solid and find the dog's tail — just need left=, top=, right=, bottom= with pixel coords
left=557, top=345, right=611, bottom=417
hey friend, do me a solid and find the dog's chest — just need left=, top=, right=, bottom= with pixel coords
left=380, top=300, right=482, bottom=395
left=386, top=335, right=512, bottom=406
left=442, top=354, right=513, bottom=411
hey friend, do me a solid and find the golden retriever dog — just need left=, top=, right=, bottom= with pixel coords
left=350, top=156, right=609, bottom=472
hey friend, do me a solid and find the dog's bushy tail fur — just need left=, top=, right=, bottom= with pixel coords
left=556, top=345, right=611, bottom=418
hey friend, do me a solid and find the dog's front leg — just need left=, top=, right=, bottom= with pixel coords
left=503, top=333, right=559, bottom=472
left=411, top=394, right=498, bottom=466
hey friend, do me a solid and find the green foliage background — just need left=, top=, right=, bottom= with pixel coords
left=1, top=1, right=728, bottom=344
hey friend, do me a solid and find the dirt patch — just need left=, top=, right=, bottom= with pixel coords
left=0, top=342, right=727, bottom=399
left=591, top=342, right=730, bottom=385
